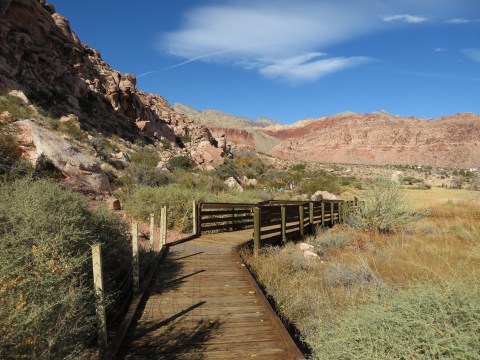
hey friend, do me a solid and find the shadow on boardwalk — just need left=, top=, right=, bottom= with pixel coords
left=120, top=231, right=304, bottom=359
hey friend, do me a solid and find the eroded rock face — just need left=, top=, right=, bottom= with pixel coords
left=0, top=0, right=228, bottom=170
left=13, top=119, right=110, bottom=192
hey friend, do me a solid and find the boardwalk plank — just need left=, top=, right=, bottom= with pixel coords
left=120, top=229, right=303, bottom=359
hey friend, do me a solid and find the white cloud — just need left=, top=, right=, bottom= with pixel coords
left=434, top=48, right=446, bottom=52
left=259, top=53, right=372, bottom=83
left=463, top=48, right=480, bottom=63
left=159, top=0, right=480, bottom=83
left=381, top=14, right=428, bottom=23
left=446, top=18, right=470, bottom=24
left=446, top=18, right=480, bottom=24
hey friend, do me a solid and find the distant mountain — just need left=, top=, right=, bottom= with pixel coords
left=262, top=112, right=480, bottom=167
left=174, top=103, right=280, bottom=152
left=173, top=103, right=278, bottom=129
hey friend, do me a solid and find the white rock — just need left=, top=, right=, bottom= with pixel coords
left=224, top=177, right=244, bottom=192
left=391, top=171, right=404, bottom=183
left=298, top=243, right=314, bottom=250
left=303, top=250, right=319, bottom=258
left=311, top=190, right=338, bottom=201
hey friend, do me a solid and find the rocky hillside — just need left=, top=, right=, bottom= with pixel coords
left=263, top=112, right=480, bottom=168
left=0, top=0, right=227, bottom=183
left=174, top=103, right=280, bottom=153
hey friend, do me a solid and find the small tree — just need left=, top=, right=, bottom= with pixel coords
left=349, top=178, right=420, bottom=233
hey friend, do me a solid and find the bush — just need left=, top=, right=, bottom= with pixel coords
left=0, top=129, right=31, bottom=180
left=0, top=179, right=131, bottom=359
left=129, top=148, right=160, bottom=168
left=296, top=172, right=342, bottom=196
left=349, top=178, right=420, bottom=233
left=215, top=161, right=239, bottom=180
left=0, top=93, right=36, bottom=119
left=168, top=155, right=191, bottom=170
left=124, top=164, right=171, bottom=187
left=317, top=283, right=480, bottom=359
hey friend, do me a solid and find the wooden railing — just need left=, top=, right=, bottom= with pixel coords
left=196, top=200, right=356, bottom=242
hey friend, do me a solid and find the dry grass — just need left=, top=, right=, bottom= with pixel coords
left=242, top=190, right=480, bottom=359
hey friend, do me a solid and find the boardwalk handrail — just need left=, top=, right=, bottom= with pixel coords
left=197, top=199, right=357, bottom=239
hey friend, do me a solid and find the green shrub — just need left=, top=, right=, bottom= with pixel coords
left=0, top=179, right=131, bottom=359
left=0, top=93, right=36, bottom=119
left=349, top=178, right=421, bottom=233
left=296, top=172, right=342, bottom=196
left=168, top=155, right=191, bottom=170
left=124, top=164, right=171, bottom=187
left=57, top=121, right=86, bottom=140
left=0, top=129, right=31, bottom=180
left=317, top=283, right=480, bottom=359
left=129, top=148, right=160, bottom=168
left=215, top=161, right=239, bottom=180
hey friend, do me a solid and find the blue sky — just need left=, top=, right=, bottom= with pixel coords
left=50, top=0, right=480, bottom=124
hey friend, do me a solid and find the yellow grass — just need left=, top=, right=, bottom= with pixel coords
left=243, top=191, right=480, bottom=358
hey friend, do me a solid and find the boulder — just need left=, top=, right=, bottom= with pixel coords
left=298, top=243, right=314, bottom=251
left=0, top=111, right=16, bottom=124
left=303, top=250, right=319, bottom=258
left=224, top=177, right=244, bottom=192
left=8, top=90, right=30, bottom=105
left=106, top=196, right=121, bottom=211
left=391, top=171, right=404, bottom=183
left=13, top=120, right=110, bottom=193
left=311, top=190, right=338, bottom=201
left=191, top=140, right=224, bottom=171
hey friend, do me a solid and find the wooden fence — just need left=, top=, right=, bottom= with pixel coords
left=196, top=200, right=356, bottom=255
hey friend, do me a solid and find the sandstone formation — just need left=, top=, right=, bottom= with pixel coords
left=263, top=113, right=480, bottom=168
left=0, top=0, right=226, bottom=170
left=13, top=119, right=110, bottom=192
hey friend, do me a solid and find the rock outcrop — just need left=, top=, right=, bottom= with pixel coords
left=0, top=0, right=227, bottom=170
left=263, top=113, right=480, bottom=168
left=13, top=119, right=110, bottom=192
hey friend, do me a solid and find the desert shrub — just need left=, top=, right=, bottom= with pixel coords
left=349, top=178, right=420, bottom=233
left=159, top=138, right=172, bottom=150
left=296, top=172, right=342, bottom=196
left=0, top=179, right=131, bottom=359
left=0, top=93, right=36, bottom=119
left=124, top=164, right=171, bottom=187
left=33, top=154, right=64, bottom=180
left=57, top=121, right=86, bottom=140
left=317, top=283, right=480, bottom=359
left=322, top=262, right=372, bottom=288
left=123, top=184, right=208, bottom=231
left=0, top=129, right=31, bottom=180
left=215, top=160, right=239, bottom=180
left=168, top=155, right=191, bottom=170
left=316, top=233, right=348, bottom=251
left=172, top=169, right=228, bottom=192
left=129, top=148, right=159, bottom=167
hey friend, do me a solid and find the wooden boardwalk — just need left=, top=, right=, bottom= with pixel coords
left=119, top=229, right=304, bottom=359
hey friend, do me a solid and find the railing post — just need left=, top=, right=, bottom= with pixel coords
left=331, top=202, right=335, bottom=225
left=299, top=205, right=304, bottom=238
left=192, top=201, right=198, bottom=236
left=321, top=202, right=325, bottom=227
left=309, top=202, right=314, bottom=234
left=149, top=213, right=155, bottom=252
left=160, top=206, right=167, bottom=247
left=91, top=244, right=108, bottom=352
left=253, top=207, right=261, bottom=258
left=281, top=206, right=287, bottom=243
left=132, top=223, right=139, bottom=293
left=232, top=208, right=236, bottom=231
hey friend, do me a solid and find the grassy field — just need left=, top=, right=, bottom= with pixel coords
left=242, top=186, right=480, bottom=359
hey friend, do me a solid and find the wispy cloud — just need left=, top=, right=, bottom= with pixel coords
left=463, top=48, right=480, bottom=63
left=381, top=14, right=428, bottom=23
left=446, top=18, right=480, bottom=24
left=434, top=48, right=446, bottom=52
left=259, top=53, right=372, bottom=83
left=137, top=71, right=158, bottom=78
left=158, top=0, right=479, bottom=83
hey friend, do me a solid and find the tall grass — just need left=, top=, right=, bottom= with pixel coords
left=241, top=200, right=480, bottom=359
